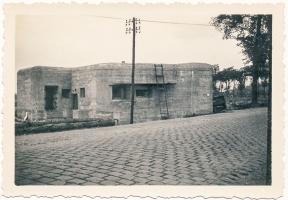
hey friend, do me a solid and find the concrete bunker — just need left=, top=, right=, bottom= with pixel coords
left=16, top=63, right=214, bottom=124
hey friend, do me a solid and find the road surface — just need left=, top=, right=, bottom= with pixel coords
left=15, top=108, right=268, bottom=185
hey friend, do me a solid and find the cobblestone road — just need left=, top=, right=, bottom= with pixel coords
left=15, top=108, right=268, bottom=185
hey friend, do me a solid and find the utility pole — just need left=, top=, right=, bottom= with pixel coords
left=126, top=17, right=140, bottom=124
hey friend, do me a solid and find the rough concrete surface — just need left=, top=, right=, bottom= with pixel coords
left=15, top=108, right=268, bottom=185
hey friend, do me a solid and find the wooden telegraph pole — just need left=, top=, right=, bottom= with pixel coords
left=126, top=17, right=141, bottom=124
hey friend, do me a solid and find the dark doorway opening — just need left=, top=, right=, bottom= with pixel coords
left=72, top=94, right=78, bottom=110
left=45, top=86, right=58, bottom=111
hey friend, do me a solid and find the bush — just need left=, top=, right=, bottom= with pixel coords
left=15, top=118, right=115, bottom=135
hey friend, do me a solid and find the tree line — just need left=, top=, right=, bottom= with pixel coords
left=211, top=14, right=272, bottom=105
left=213, top=65, right=269, bottom=96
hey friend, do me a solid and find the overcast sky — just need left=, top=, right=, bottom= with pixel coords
left=15, top=4, right=245, bottom=71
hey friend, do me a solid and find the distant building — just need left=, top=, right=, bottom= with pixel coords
left=16, top=63, right=213, bottom=124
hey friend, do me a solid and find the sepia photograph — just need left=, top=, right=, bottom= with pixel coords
left=1, top=2, right=286, bottom=198
left=14, top=4, right=272, bottom=186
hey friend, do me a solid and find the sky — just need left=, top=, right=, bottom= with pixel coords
left=15, top=4, right=245, bottom=71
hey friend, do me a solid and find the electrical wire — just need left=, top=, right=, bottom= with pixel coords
left=141, top=19, right=212, bottom=27
left=88, top=15, right=212, bottom=27
left=88, top=15, right=124, bottom=20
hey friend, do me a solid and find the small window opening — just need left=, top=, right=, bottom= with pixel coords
left=62, top=89, right=70, bottom=98
left=112, top=85, right=129, bottom=100
left=80, top=88, right=85, bottom=98
left=136, top=86, right=152, bottom=98
left=45, top=86, right=58, bottom=111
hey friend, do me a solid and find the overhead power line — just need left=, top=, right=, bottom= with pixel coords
left=141, top=19, right=213, bottom=27
left=89, top=15, right=124, bottom=20
left=89, top=15, right=212, bottom=27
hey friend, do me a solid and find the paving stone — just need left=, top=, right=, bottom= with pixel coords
left=49, top=180, right=67, bottom=185
left=72, top=173, right=90, bottom=179
left=176, top=173, right=191, bottom=179
left=147, top=180, right=164, bottom=185
left=161, top=179, right=180, bottom=185
left=178, top=178, right=197, bottom=184
left=62, top=171, right=75, bottom=176
left=29, top=173, right=42, bottom=179
left=104, top=175, right=121, bottom=181
left=81, top=181, right=100, bottom=185
left=86, top=176, right=105, bottom=183
left=38, top=177, right=56, bottom=184
left=66, top=178, right=86, bottom=184
left=89, top=172, right=107, bottom=178
left=148, top=176, right=164, bottom=181
left=55, top=175, right=74, bottom=181
left=135, top=173, right=150, bottom=178
left=116, top=179, right=135, bottom=185
left=99, top=180, right=119, bottom=185
left=42, top=172, right=61, bottom=178
left=163, top=174, right=178, bottom=180
left=109, top=171, right=124, bottom=177
left=50, top=169, right=64, bottom=174
left=15, top=178, right=36, bottom=185
left=120, top=172, right=137, bottom=180
left=133, top=177, right=149, bottom=184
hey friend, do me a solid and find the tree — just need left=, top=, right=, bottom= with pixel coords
left=211, top=15, right=272, bottom=105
